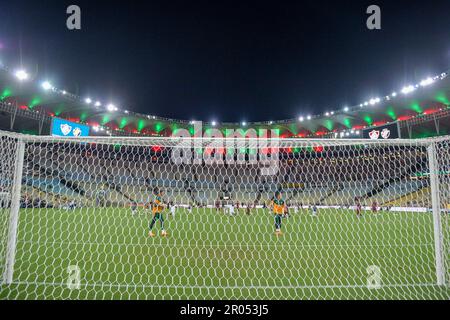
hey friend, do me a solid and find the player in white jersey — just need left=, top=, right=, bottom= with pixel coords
left=227, top=204, right=235, bottom=216
left=170, top=203, right=176, bottom=217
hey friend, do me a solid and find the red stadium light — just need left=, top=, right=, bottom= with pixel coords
left=398, top=115, right=412, bottom=121
left=373, top=121, right=387, bottom=127
left=313, top=145, right=324, bottom=153
left=423, top=108, right=439, bottom=115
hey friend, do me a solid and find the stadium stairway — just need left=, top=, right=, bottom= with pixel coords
left=26, top=153, right=86, bottom=197
left=100, top=166, right=135, bottom=205
left=363, top=155, right=428, bottom=201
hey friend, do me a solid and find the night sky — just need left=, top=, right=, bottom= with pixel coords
left=1, top=0, right=450, bottom=122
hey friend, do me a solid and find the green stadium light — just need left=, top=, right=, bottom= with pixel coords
left=1, top=88, right=12, bottom=100
left=409, top=102, right=423, bottom=114
left=363, top=115, right=373, bottom=126
left=119, top=118, right=128, bottom=129
left=137, top=119, right=146, bottom=132
left=343, top=118, right=351, bottom=129
left=155, top=122, right=163, bottom=133
left=386, top=107, right=397, bottom=120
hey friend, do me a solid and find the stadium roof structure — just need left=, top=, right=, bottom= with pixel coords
left=0, top=64, right=449, bottom=138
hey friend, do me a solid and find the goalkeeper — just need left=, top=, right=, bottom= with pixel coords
left=271, top=191, right=287, bottom=236
left=148, top=188, right=168, bottom=237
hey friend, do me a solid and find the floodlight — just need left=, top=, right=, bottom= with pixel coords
left=420, top=77, right=434, bottom=87
left=15, top=69, right=29, bottom=81
left=42, top=81, right=53, bottom=90
left=401, top=85, right=415, bottom=94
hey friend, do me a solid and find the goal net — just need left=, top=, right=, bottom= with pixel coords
left=0, top=130, right=449, bottom=299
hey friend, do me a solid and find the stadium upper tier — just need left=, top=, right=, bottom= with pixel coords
left=0, top=65, right=449, bottom=138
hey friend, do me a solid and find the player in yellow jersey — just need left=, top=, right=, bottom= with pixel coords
left=271, top=191, right=287, bottom=236
left=148, top=188, right=168, bottom=237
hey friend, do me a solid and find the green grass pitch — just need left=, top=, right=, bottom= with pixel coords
left=1, top=207, right=449, bottom=299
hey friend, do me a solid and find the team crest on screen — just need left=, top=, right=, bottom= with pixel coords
left=72, top=127, right=82, bottom=137
left=60, top=124, right=72, bottom=136
left=369, top=130, right=380, bottom=140
left=381, top=128, right=391, bottom=139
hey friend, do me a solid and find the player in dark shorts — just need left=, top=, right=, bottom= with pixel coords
left=215, top=199, right=220, bottom=212
left=355, top=197, right=362, bottom=217
left=371, top=201, right=378, bottom=213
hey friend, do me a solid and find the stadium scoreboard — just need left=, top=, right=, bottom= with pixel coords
left=363, top=122, right=401, bottom=140
left=50, top=117, right=90, bottom=137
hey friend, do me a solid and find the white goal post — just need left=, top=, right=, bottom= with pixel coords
left=0, top=130, right=448, bottom=299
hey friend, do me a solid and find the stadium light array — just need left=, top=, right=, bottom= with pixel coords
left=401, top=85, right=415, bottom=94
left=420, top=77, right=434, bottom=87
left=2, top=59, right=449, bottom=130
left=41, top=81, right=53, bottom=91
left=14, top=69, right=29, bottom=81
left=107, top=104, right=117, bottom=112
left=211, top=121, right=217, bottom=126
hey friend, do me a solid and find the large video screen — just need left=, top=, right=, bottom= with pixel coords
left=51, top=118, right=90, bottom=137
left=363, top=122, right=400, bottom=140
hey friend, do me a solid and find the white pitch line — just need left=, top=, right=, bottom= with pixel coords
left=8, top=281, right=441, bottom=291
left=17, top=240, right=433, bottom=249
